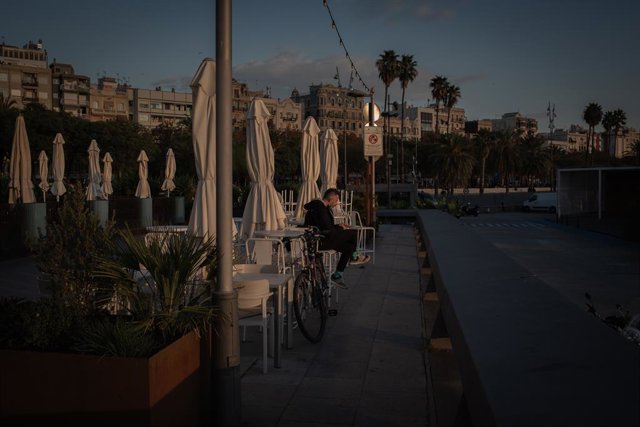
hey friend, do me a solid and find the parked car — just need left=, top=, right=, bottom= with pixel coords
left=523, top=192, right=557, bottom=213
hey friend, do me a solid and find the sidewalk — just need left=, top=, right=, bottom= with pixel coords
left=240, top=224, right=428, bottom=426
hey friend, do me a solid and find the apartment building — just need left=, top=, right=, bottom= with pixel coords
left=405, top=105, right=466, bottom=137
left=465, top=119, right=493, bottom=135
left=128, top=87, right=192, bottom=128
left=490, top=112, right=538, bottom=135
left=50, top=62, right=90, bottom=118
left=292, top=84, right=368, bottom=135
left=0, top=40, right=52, bottom=109
left=232, top=80, right=303, bottom=131
left=88, top=77, right=129, bottom=122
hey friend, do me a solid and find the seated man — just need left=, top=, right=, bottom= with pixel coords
left=303, top=188, right=370, bottom=288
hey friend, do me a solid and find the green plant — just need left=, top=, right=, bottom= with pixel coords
left=73, top=315, right=163, bottom=357
left=33, top=183, right=116, bottom=315
left=96, top=228, right=222, bottom=343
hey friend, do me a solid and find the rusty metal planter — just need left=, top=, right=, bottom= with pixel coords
left=0, top=331, right=206, bottom=427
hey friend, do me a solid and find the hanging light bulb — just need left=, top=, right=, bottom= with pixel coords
left=323, top=0, right=328, bottom=7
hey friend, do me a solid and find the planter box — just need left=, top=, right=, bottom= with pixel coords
left=0, top=331, right=206, bottom=426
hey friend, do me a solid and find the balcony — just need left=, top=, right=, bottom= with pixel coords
left=22, top=78, right=38, bottom=87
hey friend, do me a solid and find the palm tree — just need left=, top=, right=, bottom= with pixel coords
left=431, top=134, right=475, bottom=193
left=519, top=133, right=551, bottom=190
left=429, top=76, right=449, bottom=135
left=475, top=129, right=494, bottom=194
left=582, top=102, right=602, bottom=163
left=0, top=93, right=18, bottom=112
left=610, top=108, right=627, bottom=158
left=376, top=50, right=399, bottom=183
left=493, top=130, right=521, bottom=193
left=444, top=84, right=461, bottom=134
left=398, top=54, right=418, bottom=182
left=601, top=111, right=616, bottom=156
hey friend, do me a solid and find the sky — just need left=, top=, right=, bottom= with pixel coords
left=3, top=0, right=639, bottom=131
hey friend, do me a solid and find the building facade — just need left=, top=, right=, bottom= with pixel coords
left=465, top=119, right=493, bottom=136
left=50, top=62, right=90, bottom=118
left=88, top=77, right=129, bottom=122
left=128, top=87, right=192, bottom=128
left=0, top=40, right=52, bottom=109
left=405, top=105, right=466, bottom=137
left=490, top=112, right=538, bottom=135
left=292, top=84, right=368, bottom=135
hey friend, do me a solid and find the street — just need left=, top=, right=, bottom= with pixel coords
left=459, top=211, right=640, bottom=316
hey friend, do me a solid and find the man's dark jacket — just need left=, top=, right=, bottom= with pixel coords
left=303, top=199, right=340, bottom=236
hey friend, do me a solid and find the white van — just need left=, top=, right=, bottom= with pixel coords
left=523, top=192, right=557, bottom=213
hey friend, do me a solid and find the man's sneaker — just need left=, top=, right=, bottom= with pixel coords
left=330, top=273, right=348, bottom=290
left=350, top=254, right=371, bottom=266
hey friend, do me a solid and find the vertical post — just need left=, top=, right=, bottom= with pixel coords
left=214, top=0, right=241, bottom=425
left=597, top=168, right=602, bottom=220
left=368, top=91, right=375, bottom=226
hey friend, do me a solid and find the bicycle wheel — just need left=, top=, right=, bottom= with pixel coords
left=293, top=270, right=327, bottom=343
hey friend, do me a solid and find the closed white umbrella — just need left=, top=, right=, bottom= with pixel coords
left=294, top=117, right=322, bottom=219
left=188, top=59, right=236, bottom=239
left=320, top=128, right=339, bottom=195
left=240, top=99, right=287, bottom=239
left=161, top=148, right=176, bottom=197
left=86, top=139, right=103, bottom=201
left=134, top=150, right=151, bottom=198
left=38, top=150, right=49, bottom=203
left=101, top=152, right=113, bottom=199
left=50, top=133, right=66, bottom=201
left=8, top=115, right=35, bottom=204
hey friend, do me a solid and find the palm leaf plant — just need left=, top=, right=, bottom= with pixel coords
left=96, top=228, right=222, bottom=344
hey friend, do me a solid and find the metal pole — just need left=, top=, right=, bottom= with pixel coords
left=368, top=91, right=375, bottom=226
left=213, top=0, right=241, bottom=425
left=343, top=94, right=347, bottom=189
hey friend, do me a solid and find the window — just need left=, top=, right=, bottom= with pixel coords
left=117, top=103, right=125, bottom=112
left=139, top=114, right=149, bottom=122
left=11, top=89, right=21, bottom=97
left=0, top=73, right=8, bottom=81
left=140, top=103, right=149, bottom=109
left=92, top=101, right=99, bottom=109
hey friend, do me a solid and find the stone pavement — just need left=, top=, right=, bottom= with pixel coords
left=0, top=224, right=429, bottom=426
left=239, top=224, right=428, bottom=426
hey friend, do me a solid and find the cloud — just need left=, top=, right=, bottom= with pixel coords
left=343, top=0, right=463, bottom=25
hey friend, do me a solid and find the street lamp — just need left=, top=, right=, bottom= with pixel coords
left=340, top=88, right=367, bottom=188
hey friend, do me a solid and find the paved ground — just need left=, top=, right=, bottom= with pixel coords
left=0, top=224, right=429, bottom=426
left=459, top=211, right=640, bottom=316
left=239, top=224, right=428, bottom=426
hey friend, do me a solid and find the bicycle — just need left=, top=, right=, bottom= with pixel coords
left=292, top=227, right=331, bottom=343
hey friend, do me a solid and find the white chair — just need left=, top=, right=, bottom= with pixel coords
left=316, top=246, right=340, bottom=306
left=340, top=189, right=354, bottom=217
left=236, top=279, right=274, bottom=374
left=349, top=211, right=376, bottom=264
left=245, top=237, right=288, bottom=273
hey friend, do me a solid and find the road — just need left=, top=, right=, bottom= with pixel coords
left=459, top=211, right=640, bottom=316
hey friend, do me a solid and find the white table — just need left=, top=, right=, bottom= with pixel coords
left=232, top=272, right=293, bottom=368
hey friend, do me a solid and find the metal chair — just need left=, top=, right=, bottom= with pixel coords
left=349, top=210, right=376, bottom=263
left=236, top=279, right=274, bottom=374
left=245, top=237, right=288, bottom=273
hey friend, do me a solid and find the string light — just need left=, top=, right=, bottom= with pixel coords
left=323, top=0, right=370, bottom=92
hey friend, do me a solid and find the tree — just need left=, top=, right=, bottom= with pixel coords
left=493, top=130, right=521, bottom=193
left=518, top=133, right=550, bottom=189
left=610, top=108, right=627, bottom=158
left=430, top=134, right=475, bottom=193
left=601, top=111, right=616, bottom=156
left=0, top=93, right=18, bottom=112
left=376, top=50, right=399, bottom=184
left=376, top=50, right=399, bottom=117
left=474, top=129, right=494, bottom=194
left=582, top=102, right=602, bottom=163
left=444, top=84, right=461, bottom=133
left=429, top=76, right=449, bottom=135
left=398, top=54, right=418, bottom=182
left=625, top=139, right=640, bottom=165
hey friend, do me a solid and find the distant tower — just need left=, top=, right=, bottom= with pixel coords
left=546, top=101, right=556, bottom=140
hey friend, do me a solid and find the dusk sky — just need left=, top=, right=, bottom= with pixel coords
left=3, top=0, right=639, bottom=130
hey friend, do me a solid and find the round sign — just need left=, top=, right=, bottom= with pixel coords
left=368, top=134, right=379, bottom=145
